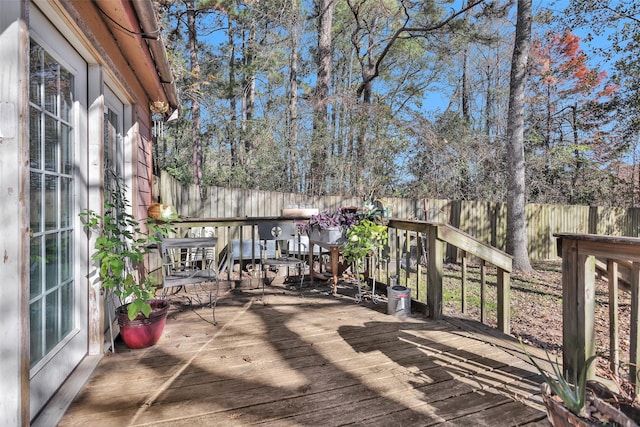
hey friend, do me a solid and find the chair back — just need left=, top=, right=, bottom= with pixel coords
left=257, top=221, right=298, bottom=241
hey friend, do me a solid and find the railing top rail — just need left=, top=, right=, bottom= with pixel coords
left=555, top=232, right=640, bottom=263
left=388, top=219, right=512, bottom=272
left=554, top=232, right=640, bottom=246
left=169, top=216, right=312, bottom=228
left=172, top=216, right=512, bottom=272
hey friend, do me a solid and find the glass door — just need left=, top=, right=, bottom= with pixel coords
left=28, top=8, right=88, bottom=419
left=103, top=87, right=126, bottom=335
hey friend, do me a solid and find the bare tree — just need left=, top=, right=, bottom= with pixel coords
left=309, top=0, right=335, bottom=195
left=186, top=0, right=203, bottom=185
left=506, top=0, right=533, bottom=272
left=287, top=0, right=301, bottom=191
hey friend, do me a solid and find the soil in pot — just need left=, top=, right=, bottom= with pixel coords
left=116, top=299, right=170, bottom=349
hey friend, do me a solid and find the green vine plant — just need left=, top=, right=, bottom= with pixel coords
left=343, top=219, right=388, bottom=279
left=80, top=171, right=170, bottom=321
left=519, top=337, right=597, bottom=418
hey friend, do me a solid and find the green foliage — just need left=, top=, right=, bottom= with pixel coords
left=80, top=176, right=170, bottom=321
left=343, top=220, right=388, bottom=276
left=519, top=337, right=597, bottom=418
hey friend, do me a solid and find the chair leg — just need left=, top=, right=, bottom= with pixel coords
left=210, top=275, right=219, bottom=326
left=299, top=263, right=304, bottom=296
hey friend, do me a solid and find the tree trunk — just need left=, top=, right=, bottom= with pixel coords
left=309, top=0, right=334, bottom=195
left=461, top=1, right=471, bottom=123
left=287, top=0, right=300, bottom=191
left=187, top=1, right=202, bottom=185
left=242, top=16, right=256, bottom=160
left=462, top=47, right=470, bottom=122
left=228, top=22, right=241, bottom=167
left=506, top=0, right=534, bottom=272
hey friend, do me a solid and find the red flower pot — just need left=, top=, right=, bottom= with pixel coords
left=116, top=299, right=170, bottom=349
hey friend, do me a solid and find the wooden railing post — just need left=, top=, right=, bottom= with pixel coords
left=497, top=267, right=510, bottom=334
left=556, top=232, right=640, bottom=391
left=427, top=225, right=444, bottom=319
left=607, top=259, right=619, bottom=375
left=461, top=251, right=467, bottom=314
left=561, top=238, right=596, bottom=382
left=630, top=263, right=640, bottom=396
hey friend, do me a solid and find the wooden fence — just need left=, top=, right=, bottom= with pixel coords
left=154, top=171, right=640, bottom=261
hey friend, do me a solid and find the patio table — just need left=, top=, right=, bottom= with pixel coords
left=309, top=240, right=346, bottom=295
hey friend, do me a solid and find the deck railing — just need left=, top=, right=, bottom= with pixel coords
left=163, top=217, right=512, bottom=333
left=387, top=219, right=512, bottom=333
left=555, top=233, right=640, bottom=394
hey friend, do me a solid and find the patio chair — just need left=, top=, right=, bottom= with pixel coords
left=257, top=221, right=304, bottom=297
left=218, top=239, right=265, bottom=273
left=158, top=236, right=220, bottom=325
left=286, top=234, right=334, bottom=279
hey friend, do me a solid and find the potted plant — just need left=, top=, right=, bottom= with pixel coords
left=80, top=173, right=172, bottom=349
left=343, top=219, right=388, bottom=302
left=343, top=220, right=388, bottom=275
left=519, top=338, right=640, bottom=425
left=301, top=208, right=359, bottom=243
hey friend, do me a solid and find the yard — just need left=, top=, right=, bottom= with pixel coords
left=441, top=260, right=633, bottom=395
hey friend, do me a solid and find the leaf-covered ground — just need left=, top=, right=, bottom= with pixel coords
left=442, top=260, right=632, bottom=384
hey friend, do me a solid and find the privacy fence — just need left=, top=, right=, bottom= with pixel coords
left=154, top=170, right=640, bottom=261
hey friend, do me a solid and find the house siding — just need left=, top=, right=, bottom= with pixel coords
left=0, top=0, right=176, bottom=423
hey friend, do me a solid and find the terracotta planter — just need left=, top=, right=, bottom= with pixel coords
left=116, top=299, right=170, bottom=349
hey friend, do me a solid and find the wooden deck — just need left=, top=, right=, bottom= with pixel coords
left=58, top=281, right=550, bottom=426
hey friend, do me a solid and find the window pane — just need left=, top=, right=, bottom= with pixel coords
left=45, top=290, right=59, bottom=353
left=60, top=177, right=71, bottom=228
left=60, top=283, right=73, bottom=337
left=44, top=116, right=58, bottom=172
left=60, top=230, right=71, bottom=282
left=61, top=123, right=72, bottom=175
left=44, top=51, right=58, bottom=115
left=30, top=298, right=43, bottom=367
left=30, top=107, right=41, bottom=169
left=30, top=171, right=42, bottom=232
left=45, top=175, right=58, bottom=230
left=29, top=42, right=42, bottom=105
left=60, top=68, right=72, bottom=122
left=30, top=237, right=42, bottom=298
left=45, top=234, right=58, bottom=290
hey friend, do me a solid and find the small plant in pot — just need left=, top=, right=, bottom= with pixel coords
left=81, top=172, right=171, bottom=349
left=519, top=338, right=640, bottom=426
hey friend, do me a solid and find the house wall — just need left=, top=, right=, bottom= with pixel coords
left=62, top=0, right=156, bottom=217
left=0, top=0, right=174, bottom=423
left=0, top=2, right=29, bottom=426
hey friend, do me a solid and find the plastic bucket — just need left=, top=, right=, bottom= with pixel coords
left=387, top=285, right=411, bottom=317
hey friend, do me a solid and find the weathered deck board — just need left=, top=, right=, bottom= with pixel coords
left=57, top=285, right=549, bottom=426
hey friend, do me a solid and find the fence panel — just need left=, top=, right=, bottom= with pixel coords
left=156, top=171, right=640, bottom=261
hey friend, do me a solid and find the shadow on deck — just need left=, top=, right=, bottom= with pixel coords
left=58, top=279, right=550, bottom=426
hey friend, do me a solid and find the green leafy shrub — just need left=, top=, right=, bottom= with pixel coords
left=343, top=219, right=388, bottom=276
left=80, top=174, right=170, bottom=320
